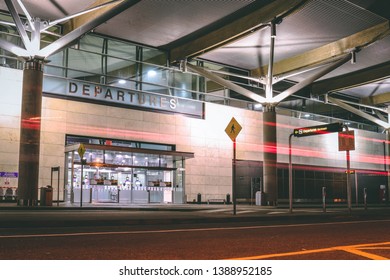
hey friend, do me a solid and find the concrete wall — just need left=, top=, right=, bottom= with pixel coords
left=0, top=67, right=386, bottom=202
left=0, top=67, right=22, bottom=192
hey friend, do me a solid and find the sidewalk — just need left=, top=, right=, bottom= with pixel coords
left=0, top=200, right=389, bottom=211
left=0, top=201, right=390, bottom=229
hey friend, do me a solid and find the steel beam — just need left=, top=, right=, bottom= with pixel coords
left=0, top=37, right=29, bottom=57
left=39, top=0, right=141, bottom=57
left=272, top=54, right=352, bottom=104
left=42, top=0, right=123, bottom=32
left=312, top=61, right=390, bottom=96
left=5, top=0, right=32, bottom=50
left=252, top=21, right=390, bottom=78
left=327, top=96, right=390, bottom=129
left=362, top=91, right=390, bottom=106
left=186, top=62, right=268, bottom=104
left=169, top=0, right=309, bottom=62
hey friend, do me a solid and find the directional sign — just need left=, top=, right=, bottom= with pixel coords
left=225, top=117, right=242, bottom=142
left=0, top=172, right=18, bottom=178
left=293, top=122, right=343, bottom=137
left=338, top=130, right=355, bottom=151
left=78, top=143, right=86, bottom=158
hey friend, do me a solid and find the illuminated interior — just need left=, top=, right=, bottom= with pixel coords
left=64, top=137, right=193, bottom=204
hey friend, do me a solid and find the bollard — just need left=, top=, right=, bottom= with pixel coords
left=364, top=188, right=367, bottom=210
left=322, top=187, right=326, bottom=213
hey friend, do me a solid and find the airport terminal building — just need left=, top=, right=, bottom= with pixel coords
left=0, top=1, right=389, bottom=207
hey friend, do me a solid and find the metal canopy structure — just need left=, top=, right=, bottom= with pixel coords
left=0, top=0, right=390, bottom=126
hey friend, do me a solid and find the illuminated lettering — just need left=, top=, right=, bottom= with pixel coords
left=170, top=98, right=177, bottom=110
left=293, top=123, right=342, bottom=137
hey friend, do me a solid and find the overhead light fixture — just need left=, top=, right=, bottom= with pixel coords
left=118, top=79, right=126, bottom=84
left=351, top=51, right=357, bottom=64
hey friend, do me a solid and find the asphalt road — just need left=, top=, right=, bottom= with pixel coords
left=0, top=207, right=389, bottom=260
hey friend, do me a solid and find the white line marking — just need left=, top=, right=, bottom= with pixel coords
left=1, top=219, right=389, bottom=239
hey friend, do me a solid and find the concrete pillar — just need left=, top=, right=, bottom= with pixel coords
left=386, top=130, right=390, bottom=203
left=263, top=104, right=278, bottom=205
left=17, top=59, right=44, bottom=206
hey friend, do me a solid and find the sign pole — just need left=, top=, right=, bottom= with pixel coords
left=77, top=144, right=86, bottom=208
left=80, top=162, right=84, bottom=208
left=225, top=117, right=242, bottom=216
left=57, top=167, right=60, bottom=207
left=340, top=125, right=353, bottom=213
left=288, top=133, right=293, bottom=213
left=233, top=139, right=237, bottom=215
left=346, top=149, right=352, bottom=213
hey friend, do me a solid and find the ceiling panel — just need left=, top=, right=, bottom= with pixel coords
left=0, top=0, right=97, bottom=19
left=200, top=0, right=386, bottom=70
left=93, top=0, right=255, bottom=47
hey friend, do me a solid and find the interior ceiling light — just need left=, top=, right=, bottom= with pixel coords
left=147, top=70, right=157, bottom=77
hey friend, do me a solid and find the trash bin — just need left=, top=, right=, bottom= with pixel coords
left=40, top=185, right=53, bottom=206
left=226, top=193, right=231, bottom=204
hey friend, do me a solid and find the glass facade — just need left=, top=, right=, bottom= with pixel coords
left=0, top=10, right=381, bottom=131
left=64, top=136, right=191, bottom=205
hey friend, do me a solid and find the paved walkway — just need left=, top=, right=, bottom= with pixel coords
left=1, top=200, right=389, bottom=217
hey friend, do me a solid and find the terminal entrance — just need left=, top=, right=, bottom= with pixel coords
left=64, top=136, right=194, bottom=205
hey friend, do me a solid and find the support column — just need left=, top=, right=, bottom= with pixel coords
left=386, top=130, right=390, bottom=204
left=263, top=104, right=278, bottom=205
left=17, top=59, right=44, bottom=206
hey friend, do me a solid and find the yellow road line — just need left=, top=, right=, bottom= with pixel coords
left=339, top=247, right=388, bottom=260
left=229, top=247, right=335, bottom=260
left=359, top=247, right=390, bottom=250
left=229, top=241, right=390, bottom=260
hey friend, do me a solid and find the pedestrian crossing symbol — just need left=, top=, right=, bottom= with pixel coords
left=225, top=117, right=242, bottom=141
left=78, top=143, right=86, bottom=158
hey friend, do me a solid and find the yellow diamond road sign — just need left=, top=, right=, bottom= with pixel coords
left=78, top=143, right=86, bottom=158
left=225, top=117, right=242, bottom=141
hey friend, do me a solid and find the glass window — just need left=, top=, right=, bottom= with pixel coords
left=84, top=149, right=104, bottom=163
left=79, top=35, right=105, bottom=53
left=46, top=50, right=66, bottom=77
left=170, top=70, right=198, bottom=99
left=106, top=57, right=137, bottom=89
left=140, top=142, right=173, bottom=151
left=107, top=39, right=137, bottom=60
left=67, top=48, right=104, bottom=81
left=66, top=135, right=175, bottom=151
left=109, top=152, right=133, bottom=165
left=141, top=65, right=170, bottom=95
left=142, top=48, right=166, bottom=66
